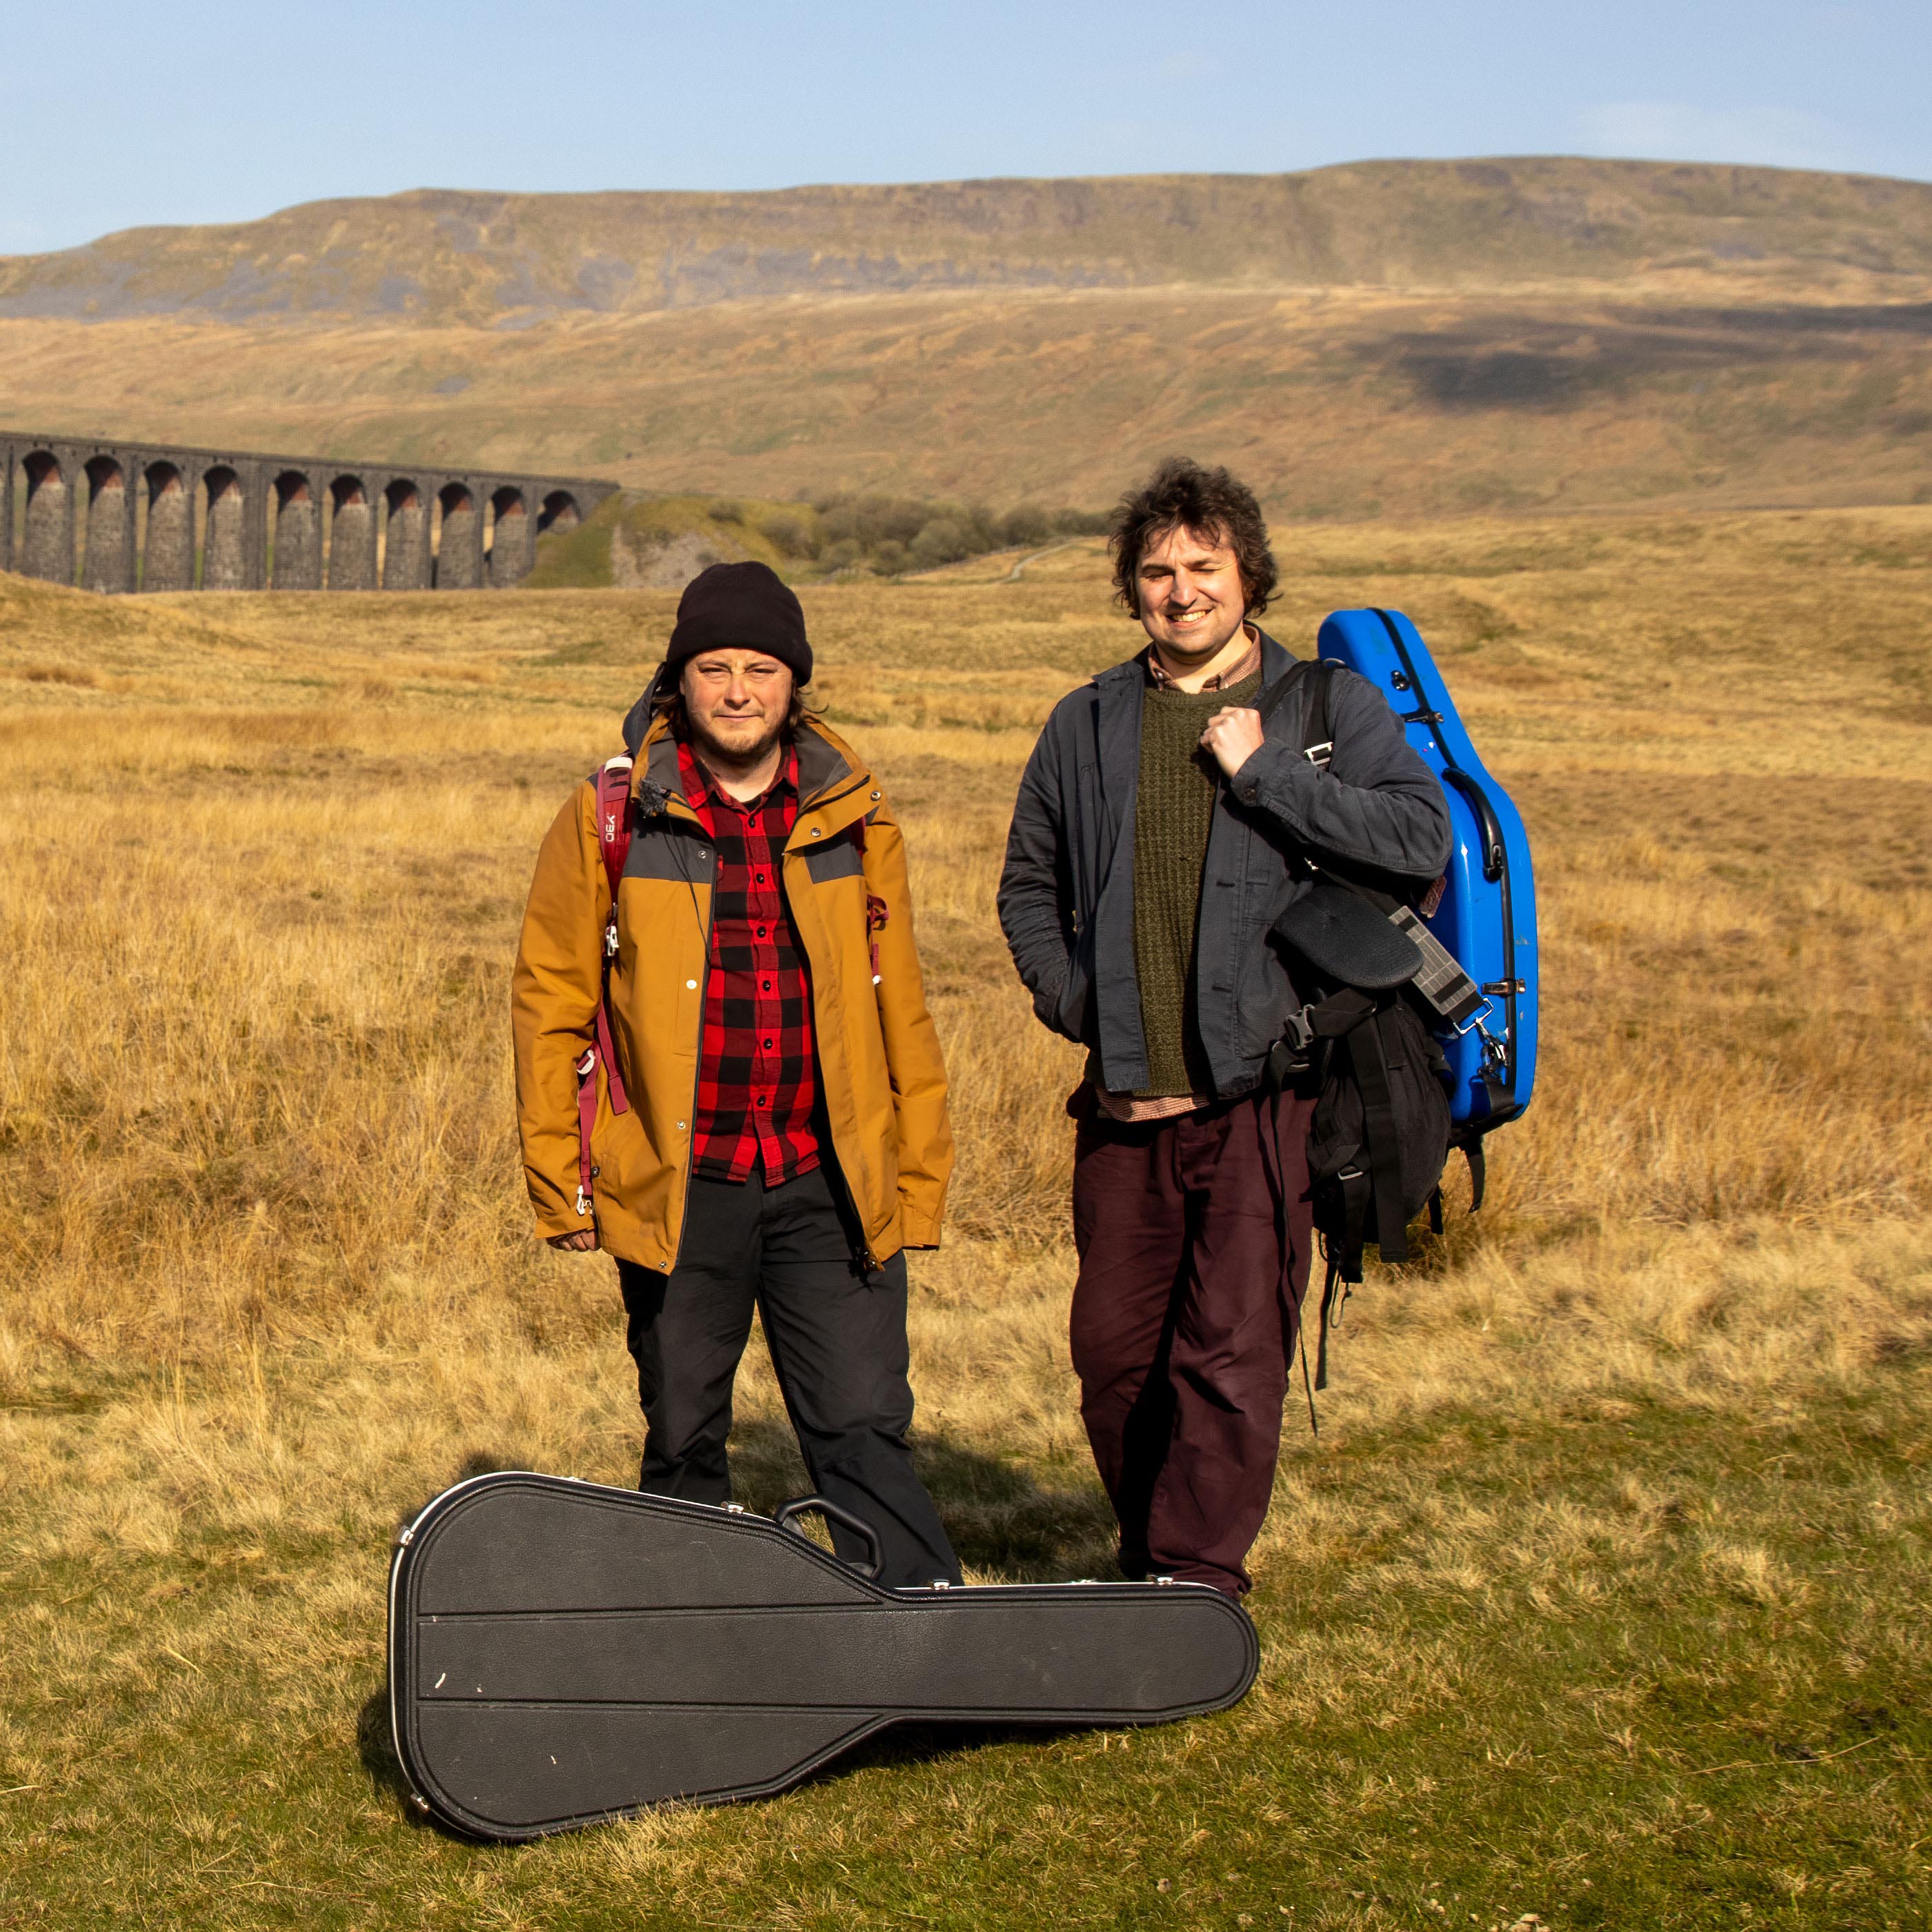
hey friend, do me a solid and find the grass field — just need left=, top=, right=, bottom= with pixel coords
left=1, top=509, right=1929, bottom=1929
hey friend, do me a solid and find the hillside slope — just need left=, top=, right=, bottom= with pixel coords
left=2, top=159, right=1929, bottom=521
left=6, top=285, right=1928, bottom=519
left=5, top=159, right=1932, bottom=326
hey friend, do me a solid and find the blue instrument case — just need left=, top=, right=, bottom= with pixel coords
left=1316, top=608, right=1538, bottom=1132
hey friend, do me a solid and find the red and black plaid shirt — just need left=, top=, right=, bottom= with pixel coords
left=678, top=741, right=821, bottom=1185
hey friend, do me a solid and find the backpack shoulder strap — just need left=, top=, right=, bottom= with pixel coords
left=1255, top=655, right=1338, bottom=766
left=576, top=757, right=636, bottom=1184
left=593, top=757, right=634, bottom=903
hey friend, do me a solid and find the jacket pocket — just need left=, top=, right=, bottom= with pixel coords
left=1053, top=950, right=1097, bottom=1046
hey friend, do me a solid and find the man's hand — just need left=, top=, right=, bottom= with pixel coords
left=1199, top=705, right=1264, bottom=779
left=548, top=1229, right=599, bottom=1252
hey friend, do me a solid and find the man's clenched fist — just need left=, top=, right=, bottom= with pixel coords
left=1199, top=705, right=1264, bottom=779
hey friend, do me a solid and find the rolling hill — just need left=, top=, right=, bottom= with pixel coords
left=1, top=159, right=1929, bottom=521
left=6, top=160, right=1932, bottom=324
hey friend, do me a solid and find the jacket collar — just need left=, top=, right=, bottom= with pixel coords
left=627, top=708, right=871, bottom=828
left=1252, top=627, right=1299, bottom=704
left=794, top=721, right=854, bottom=802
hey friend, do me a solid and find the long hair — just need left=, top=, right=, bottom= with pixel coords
left=1108, top=456, right=1279, bottom=618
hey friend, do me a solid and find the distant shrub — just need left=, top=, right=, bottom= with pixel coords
left=710, top=499, right=745, bottom=525
left=855, top=496, right=926, bottom=548
left=1001, top=503, right=1052, bottom=548
left=759, top=512, right=816, bottom=559
left=796, top=494, right=1107, bottom=577
left=1051, top=506, right=1110, bottom=536
left=910, top=519, right=971, bottom=569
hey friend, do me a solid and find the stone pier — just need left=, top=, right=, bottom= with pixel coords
left=488, top=486, right=532, bottom=587
left=328, top=478, right=376, bottom=590
left=436, top=484, right=481, bottom=589
left=0, top=430, right=616, bottom=592
left=81, top=457, right=132, bottom=594
left=143, top=465, right=193, bottom=592
left=272, top=472, right=321, bottom=590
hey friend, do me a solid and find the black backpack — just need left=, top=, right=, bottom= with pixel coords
left=1257, top=659, right=1474, bottom=1393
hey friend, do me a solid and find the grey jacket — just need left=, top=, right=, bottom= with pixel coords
left=997, top=630, right=1453, bottom=1099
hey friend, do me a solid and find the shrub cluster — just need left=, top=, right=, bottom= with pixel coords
left=754, top=495, right=1107, bottom=577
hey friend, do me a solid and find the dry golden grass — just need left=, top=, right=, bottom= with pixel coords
left=1, top=506, right=1929, bottom=1926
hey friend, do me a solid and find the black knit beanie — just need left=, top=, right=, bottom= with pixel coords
left=659, top=561, right=812, bottom=691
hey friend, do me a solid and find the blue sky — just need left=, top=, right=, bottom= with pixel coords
left=1, top=0, right=1924, bottom=255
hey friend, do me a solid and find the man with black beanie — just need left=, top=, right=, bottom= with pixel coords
left=513, top=561, right=961, bottom=1586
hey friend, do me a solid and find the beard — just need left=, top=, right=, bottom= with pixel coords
left=684, top=699, right=786, bottom=771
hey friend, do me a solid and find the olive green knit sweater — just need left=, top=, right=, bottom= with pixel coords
left=1131, top=669, right=1260, bottom=1097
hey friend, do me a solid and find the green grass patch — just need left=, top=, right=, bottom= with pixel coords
left=522, top=496, right=621, bottom=589
left=1, top=1369, right=1924, bottom=1929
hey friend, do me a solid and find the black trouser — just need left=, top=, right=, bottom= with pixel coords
left=615, top=1160, right=961, bottom=1589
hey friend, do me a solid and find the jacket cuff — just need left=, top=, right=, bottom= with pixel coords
left=530, top=1185, right=592, bottom=1242
left=1231, top=740, right=1311, bottom=823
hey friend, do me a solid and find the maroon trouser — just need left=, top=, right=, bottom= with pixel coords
left=1069, top=1088, right=1317, bottom=1596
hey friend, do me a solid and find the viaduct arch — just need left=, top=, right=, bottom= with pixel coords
left=0, top=430, right=616, bottom=592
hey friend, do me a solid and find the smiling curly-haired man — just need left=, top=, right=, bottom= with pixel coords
left=997, top=457, right=1451, bottom=1595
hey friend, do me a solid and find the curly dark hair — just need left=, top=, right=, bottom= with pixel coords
left=1108, top=457, right=1278, bottom=618
left=648, top=664, right=818, bottom=742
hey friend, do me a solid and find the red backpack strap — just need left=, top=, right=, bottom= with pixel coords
left=575, top=1045, right=599, bottom=1219
left=850, top=812, right=890, bottom=982
left=595, top=757, right=634, bottom=902
left=574, top=759, right=636, bottom=1222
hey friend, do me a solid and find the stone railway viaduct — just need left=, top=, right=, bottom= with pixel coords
left=0, top=430, right=618, bottom=592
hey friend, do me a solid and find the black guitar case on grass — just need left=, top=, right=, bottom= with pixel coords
left=388, top=1472, right=1258, bottom=1841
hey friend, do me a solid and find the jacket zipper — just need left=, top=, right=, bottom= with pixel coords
left=666, top=809, right=715, bottom=1274
left=665, top=762, right=881, bottom=1273
left=790, top=769, right=881, bottom=1272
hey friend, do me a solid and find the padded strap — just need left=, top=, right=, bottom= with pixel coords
left=1315, top=1260, right=1338, bottom=1391
left=588, top=756, right=636, bottom=1137
left=1352, top=1011, right=1411, bottom=1264
left=572, top=757, right=638, bottom=1220
left=1255, top=653, right=1315, bottom=729
left=1304, top=986, right=1380, bottom=1039
left=1314, top=1244, right=1358, bottom=1393
left=1298, top=1317, right=1319, bottom=1434
left=1255, top=653, right=1337, bottom=755
left=575, top=1048, right=597, bottom=1219
left=1304, top=655, right=1335, bottom=753
left=594, top=758, right=634, bottom=902
left=596, top=1001, right=630, bottom=1117
left=1334, top=1163, right=1371, bottom=1284
left=1465, top=1135, right=1486, bottom=1213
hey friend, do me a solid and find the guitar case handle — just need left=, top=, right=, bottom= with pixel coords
left=773, top=1493, right=883, bottom=1580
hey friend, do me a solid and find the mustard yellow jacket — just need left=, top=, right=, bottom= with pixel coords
left=511, top=710, right=952, bottom=1271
